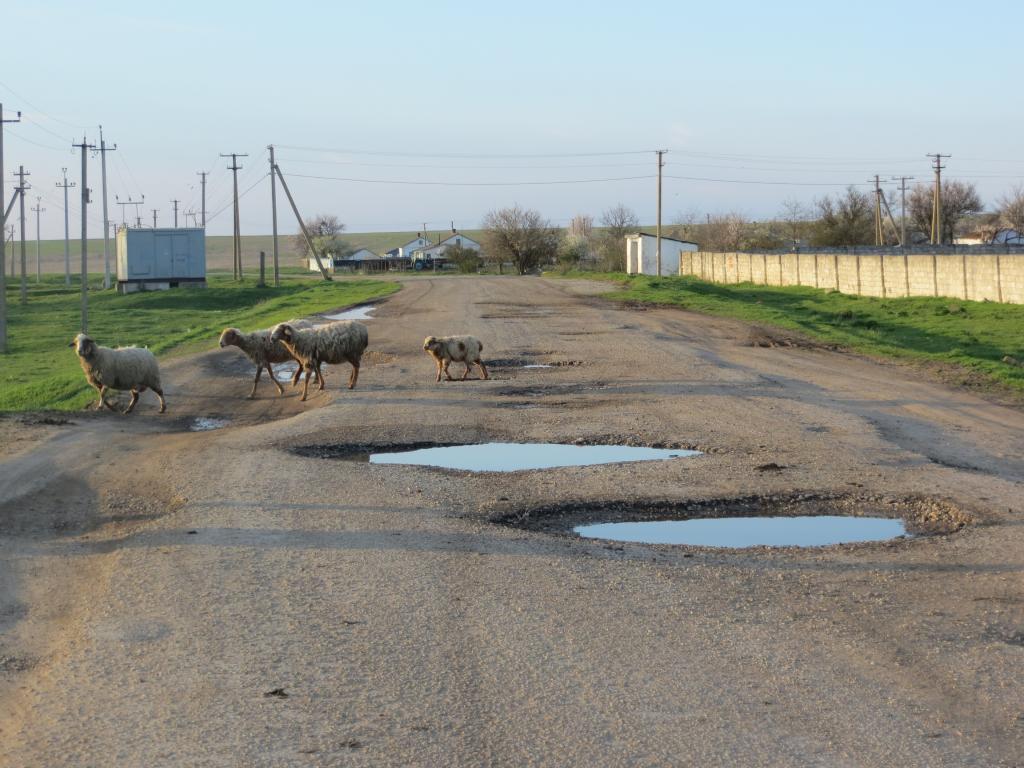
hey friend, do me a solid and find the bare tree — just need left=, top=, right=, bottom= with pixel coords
left=908, top=179, right=983, bottom=243
left=701, top=213, right=749, bottom=251
left=810, top=186, right=874, bottom=246
left=595, top=203, right=639, bottom=270
left=481, top=206, right=560, bottom=275
left=568, top=214, right=593, bottom=241
left=997, top=184, right=1024, bottom=235
left=778, top=198, right=811, bottom=247
left=294, top=214, right=350, bottom=261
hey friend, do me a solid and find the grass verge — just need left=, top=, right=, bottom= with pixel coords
left=0, top=274, right=399, bottom=412
left=553, top=271, right=1024, bottom=396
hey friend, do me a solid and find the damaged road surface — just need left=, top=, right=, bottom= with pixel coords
left=1, top=276, right=1022, bottom=767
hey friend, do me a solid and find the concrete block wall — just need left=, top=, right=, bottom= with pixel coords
left=680, top=251, right=1024, bottom=304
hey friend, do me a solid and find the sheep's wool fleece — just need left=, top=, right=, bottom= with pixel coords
left=77, top=337, right=162, bottom=392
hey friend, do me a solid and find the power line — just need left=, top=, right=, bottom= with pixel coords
left=0, top=79, right=85, bottom=130
left=281, top=172, right=655, bottom=187
left=275, top=144, right=656, bottom=159
left=664, top=174, right=871, bottom=187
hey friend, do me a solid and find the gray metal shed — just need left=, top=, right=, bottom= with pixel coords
left=116, top=227, right=206, bottom=293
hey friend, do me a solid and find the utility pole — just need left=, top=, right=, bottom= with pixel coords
left=196, top=171, right=207, bottom=227
left=115, top=194, right=144, bottom=227
left=171, top=198, right=180, bottom=227
left=891, top=175, right=914, bottom=250
left=272, top=163, right=331, bottom=280
left=268, top=145, right=280, bottom=285
left=95, top=128, right=116, bottom=288
left=0, top=104, right=21, bottom=353
left=15, top=166, right=30, bottom=304
left=220, top=153, right=247, bottom=279
left=152, top=209, right=158, bottom=228
left=73, top=136, right=96, bottom=332
left=56, top=168, right=75, bottom=286
left=927, top=153, right=950, bottom=245
left=655, top=149, right=666, bottom=276
left=31, top=197, right=44, bottom=282
left=870, top=175, right=884, bottom=246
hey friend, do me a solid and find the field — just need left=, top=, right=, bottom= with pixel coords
left=0, top=274, right=399, bottom=412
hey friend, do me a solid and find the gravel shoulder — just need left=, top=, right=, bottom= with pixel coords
left=1, top=275, right=1021, bottom=767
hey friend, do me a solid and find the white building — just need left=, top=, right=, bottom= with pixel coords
left=624, top=233, right=698, bottom=276
left=397, top=235, right=433, bottom=258
left=309, top=248, right=381, bottom=273
left=410, top=231, right=482, bottom=263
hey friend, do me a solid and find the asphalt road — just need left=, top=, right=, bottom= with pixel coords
left=1, top=276, right=1021, bottom=767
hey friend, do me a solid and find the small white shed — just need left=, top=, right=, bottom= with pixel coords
left=625, top=233, right=698, bottom=276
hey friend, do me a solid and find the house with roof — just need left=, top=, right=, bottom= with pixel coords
left=410, top=230, right=482, bottom=269
left=624, top=233, right=698, bottom=276
left=309, top=248, right=382, bottom=273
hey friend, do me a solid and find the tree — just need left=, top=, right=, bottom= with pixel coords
left=907, top=180, right=983, bottom=243
left=294, top=214, right=350, bottom=262
left=701, top=212, right=749, bottom=251
left=556, top=236, right=589, bottom=272
left=997, top=184, right=1024, bottom=235
left=810, top=186, right=874, bottom=246
left=445, top=242, right=482, bottom=273
left=778, top=198, right=811, bottom=247
left=481, top=206, right=559, bottom=275
left=595, top=204, right=639, bottom=271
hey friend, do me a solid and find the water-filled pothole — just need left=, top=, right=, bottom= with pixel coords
left=323, top=305, right=376, bottom=321
left=291, top=441, right=700, bottom=472
left=190, top=417, right=230, bottom=431
left=575, top=516, right=908, bottom=547
left=369, top=443, right=700, bottom=472
left=495, top=493, right=971, bottom=546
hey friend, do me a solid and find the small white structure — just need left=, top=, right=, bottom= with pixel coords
left=116, top=226, right=206, bottom=293
left=625, top=233, right=698, bottom=276
left=309, top=248, right=381, bottom=273
left=410, top=231, right=482, bottom=269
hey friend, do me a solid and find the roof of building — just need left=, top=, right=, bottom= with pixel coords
left=626, top=232, right=699, bottom=246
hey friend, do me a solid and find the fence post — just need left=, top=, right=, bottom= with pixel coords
left=834, top=254, right=840, bottom=291
left=961, top=253, right=968, bottom=300
left=904, top=251, right=910, bottom=297
left=880, top=254, right=887, bottom=298
left=258, top=250, right=266, bottom=287
left=932, top=253, right=938, bottom=296
left=996, top=252, right=1003, bottom=303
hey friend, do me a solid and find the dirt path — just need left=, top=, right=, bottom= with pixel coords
left=1, top=276, right=1021, bottom=767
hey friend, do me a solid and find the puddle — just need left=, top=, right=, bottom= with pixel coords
left=368, top=443, right=700, bottom=472
left=523, top=364, right=553, bottom=369
left=324, top=305, right=375, bottom=321
left=574, top=516, right=907, bottom=547
left=190, top=417, right=230, bottom=432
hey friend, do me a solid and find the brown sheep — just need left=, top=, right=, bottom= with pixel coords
left=423, top=335, right=489, bottom=382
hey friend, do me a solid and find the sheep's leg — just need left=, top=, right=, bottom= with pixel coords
left=264, top=362, right=285, bottom=396
left=478, top=360, right=489, bottom=380
left=248, top=366, right=264, bottom=399
left=153, top=387, right=166, bottom=414
left=300, top=365, right=312, bottom=401
left=289, top=358, right=304, bottom=387
left=123, top=389, right=139, bottom=414
left=435, top=359, right=443, bottom=383
left=316, top=362, right=327, bottom=391
left=96, top=385, right=117, bottom=411
left=462, top=362, right=472, bottom=380
left=348, top=360, right=360, bottom=389
left=443, top=360, right=454, bottom=381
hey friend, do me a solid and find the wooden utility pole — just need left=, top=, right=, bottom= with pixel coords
left=655, top=149, right=666, bottom=276
left=927, top=154, right=950, bottom=244
left=15, top=166, right=29, bottom=304
left=268, top=145, right=280, bottom=285
left=96, top=128, right=116, bottom=288
left=56, top=168, right=75, bottom=286
left=31, top=196, right=44, bottom=282
left=196, top=171, right=207, bottom=227
left=891, top=175, right=914, bottom=250
left=871, top=175, right=883, bottom=245
left=272, top=163, right=331, bottom=280
left=0, top=103, right=21, bottom=353
left=73, top=136, right=96, bottom=332
left=221, top=153, right=247, bottom=279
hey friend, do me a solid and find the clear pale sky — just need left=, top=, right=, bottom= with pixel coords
left=3, top=0, right=1022, bottom=240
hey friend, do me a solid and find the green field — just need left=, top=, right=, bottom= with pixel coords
left=0, top=274, right=399, bottom=412
left=561, top=272, right=1024, bottom=397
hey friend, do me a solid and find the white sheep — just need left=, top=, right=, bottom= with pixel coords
left=218, top=319, right=316, bottom=399
left=70, top=332, right=166, bottom=414
left=270, top=320, right=369, bottom=401
left=423, top=335, right=489, bottom=382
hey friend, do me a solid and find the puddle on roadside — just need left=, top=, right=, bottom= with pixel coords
left=368, top=443, right=700, bottom=472
left=190, top=417, right=230, bottom=432
left=522, top=364, right=553, bottom=369
left=324, top=305, right=376, bottom=321
left=574, top=516, right=907, bottom=548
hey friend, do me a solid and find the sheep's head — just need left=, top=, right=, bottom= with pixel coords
left=219, top=328, right=241, bottom=348
left=270, top=323, right=294, bottom=344
left=423, top=336, right=440, bottom=353
left=70, top=333, right=96, bottom=359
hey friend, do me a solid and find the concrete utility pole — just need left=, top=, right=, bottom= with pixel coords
left=891, top=175, right=914, bottom=250
left=73, top=136, right=96, bottom=333
left=871, top=175, right=883, bottom=246
left=15, top=166, right=30, bottom=304
left=272, top=163, right=331, bottom=280
left=56, top=168, right=75, bottom=285
left=0, top=103, right=22, bottom=353
left=196, top=171, right=207, bottom=227
left=152, top=209, right=158, bottom=228
left=96, top=128, right=116, bottom=289
left=655, top=149, right=666, bottom=276
left=31, top=197, right=44, bottom=282
left=220, top=153, right=247, bottom=279
left=927, top=153, right=950, bottom=245
left=115, top=194, right=144, bottom=227
left=171, top=199, right=179, bottom=228
left=268, top=145, right=279, bottom=285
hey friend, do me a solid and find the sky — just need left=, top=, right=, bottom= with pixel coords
left=2, top=0, right=1023, bottom=240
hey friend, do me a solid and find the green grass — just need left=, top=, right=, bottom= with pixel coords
left=555, top=271, right=1024, bottom=395
left=0, top=274, right=399, bottom=412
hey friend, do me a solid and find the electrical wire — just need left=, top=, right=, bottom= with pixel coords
left=0, top=79, right=87, bottom=131
left=275, top=144, right=656, bottom=159
left=205, top=172, right=268, bottom=225
left=281, top=172, right=655, bottom=187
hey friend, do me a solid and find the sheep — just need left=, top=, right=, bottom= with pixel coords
left=423, top=335, right=489, bottom=382
left=70, top=333, right=166, bottom=414
left=270, top=320, right=368, bottom=401
left=218, top=319, right=316, bottom=399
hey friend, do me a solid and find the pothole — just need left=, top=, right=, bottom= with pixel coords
left=190, top=417, right=230, bottom=431
left=291, top=441, right=701, bottom=472
left=495, top=493, right=971, bottom=546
